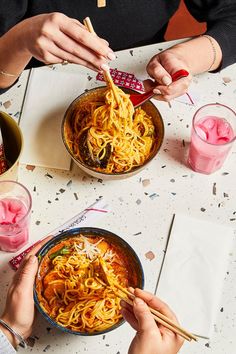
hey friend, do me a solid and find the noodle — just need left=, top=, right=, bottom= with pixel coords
left=35, top=235, right=132, bottom=333
left=66, top=85, right=156, bottom=173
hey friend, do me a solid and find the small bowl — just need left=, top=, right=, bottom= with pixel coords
left=34, top=227, right=144, bottom=336
left=62, top=87, right=164, bottom=179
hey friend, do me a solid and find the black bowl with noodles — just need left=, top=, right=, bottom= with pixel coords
left=34, top=227, right=144, bottom=336
left=62, top=86, right=165, bottom=179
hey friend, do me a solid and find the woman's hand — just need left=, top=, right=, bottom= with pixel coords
left=121, top=288, right=184, bottom=354
left=15, top=12, right=115, bottom=71
left=0, top=237, right=51, bottom=348
left=145, top=50, right=192, bottom=102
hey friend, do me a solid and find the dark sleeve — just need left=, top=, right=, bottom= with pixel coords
left=0, top=1, right=28, bottom=93
left=0, top=0, right=28, bottom=36
left=184, top=0, right=236, bottom=70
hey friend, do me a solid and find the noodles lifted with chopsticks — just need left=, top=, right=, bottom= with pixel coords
left=67, top=85, right=156, bottom=173
left=35, top=236, right=131, bottom=333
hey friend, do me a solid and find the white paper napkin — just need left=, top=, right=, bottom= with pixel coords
left=19, top=67, right=87, bottom=169
left=157, top=213, right=234, bottom=337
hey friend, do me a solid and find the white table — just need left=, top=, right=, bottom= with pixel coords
left=0, top=39, right=236, bottom=354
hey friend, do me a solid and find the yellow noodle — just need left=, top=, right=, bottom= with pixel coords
left=36, top=235, right=130, bottom=333
left=67, top=86, right=156, bottom=173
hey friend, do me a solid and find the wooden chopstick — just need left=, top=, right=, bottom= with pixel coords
left=122, top=297, right=192, bottom=342
left=83, top=17, right=120, bottom=104
left=115, top=283, right=197, bottom=342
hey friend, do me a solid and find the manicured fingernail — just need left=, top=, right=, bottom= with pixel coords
left=29, top=255, right=37, bottom=264
left=107, top=52, right=116, bottom=60
left=101, top=63, right=110, bottom=71
left=162, top=76, right=172, bottom=86
left=153, top=88, right=162, bottom=95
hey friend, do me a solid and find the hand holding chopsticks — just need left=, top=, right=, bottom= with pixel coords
left=99, top=257, right=197, bottom=343
left=118, top=286, right=197, bottom=343
left=121, top=289, right=186, bottom=354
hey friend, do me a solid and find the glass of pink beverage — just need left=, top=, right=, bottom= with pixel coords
left=0, top=180, right=32, bottom=252
left=188, top=103, right=236, bottom=174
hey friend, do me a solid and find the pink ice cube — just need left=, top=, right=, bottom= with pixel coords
left=195, top=125, right=208, bottom=140
left=217, top=119, right=231, bottom=138
left=201, top=117, right=216, bottom=130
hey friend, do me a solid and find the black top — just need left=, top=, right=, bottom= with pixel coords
left=1, top=0, right=236, bottom=93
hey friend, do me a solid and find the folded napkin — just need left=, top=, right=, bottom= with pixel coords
left=19, top=67, right=87, bottom=170
left=157, top=214, right=234, bottom=337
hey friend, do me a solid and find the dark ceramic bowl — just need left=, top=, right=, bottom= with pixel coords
left=34, top=227, right=144, bottom=336
left=62, top=87, right=164, bottom=179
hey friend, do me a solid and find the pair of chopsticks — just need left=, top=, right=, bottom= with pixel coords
left=98, top=257, right=198, bottom=342
left=114, top=283, right=198, bottom=342
left=83, top=17, right=120, bottom=104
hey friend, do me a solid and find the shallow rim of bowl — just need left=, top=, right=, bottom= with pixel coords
left=34, top=227, right=144, bottom=336
left=61, top=86, right=165, bottom=177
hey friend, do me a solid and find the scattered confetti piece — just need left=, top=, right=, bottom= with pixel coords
left=220, top=307, right=224, bottom=312
left=66, top=180, right=72, bottom=187
left=26, top=164, right=35, bottom=171
left=170, top=179, right=175, bottom=183
left=35, top=221, right=41, bottom=225
left=145, top=251, right=155, bottom=261
left=136, top=199, right=141, bottom=205
left=222, top=172, right=229, bottom=175
left=133, top=232, right=142, bottom=236
left=213, top=183, right=217, bottom=195
left=182, top=139, right=185, bottom=147
left=149, top=193, right=159, bottom=200
left=222, top=77, right=231, bottom=83
left=59, top=188, right=65, bottom=194
left=45, top=173, right=53, bottom=178
left=43, top=345, right=51, bottom=352
left=3, top=100, right=11, bottom=109
left=201, top=207, right=206, bottom=212
left=129, top=50, right=134, bottom=56
left=74, top=192, right=78, bottom=200
left=223, top=192, right=229, bottom=198
left=142, top=179, right=150, bottom=187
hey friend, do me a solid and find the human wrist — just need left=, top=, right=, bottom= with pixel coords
left=0, top=322, right=18, bottom=348
left=167, top=36, right=222, bottom=74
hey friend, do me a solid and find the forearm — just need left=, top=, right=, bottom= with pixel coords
left=0, top=22, right=32, bottom=89
left=167, top=35, right=222, bottom=75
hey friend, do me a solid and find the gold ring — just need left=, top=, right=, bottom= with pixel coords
left=62, top=60, right=69, bottom=65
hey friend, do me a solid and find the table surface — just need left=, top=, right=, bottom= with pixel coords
left=0, top=39, right=236, bottom=354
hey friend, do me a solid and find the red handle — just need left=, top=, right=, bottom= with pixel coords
left=171, top=69, right=189, bottom=82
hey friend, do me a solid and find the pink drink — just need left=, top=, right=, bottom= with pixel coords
left=188, top=104, right=236, bottom=174
left=0, top=181, right=31, bottom=252
left=0, top=198, right=29, bottom=252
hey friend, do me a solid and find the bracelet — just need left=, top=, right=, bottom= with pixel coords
left=0, top=69, right=18, bottom=77
left=202, top=34, right=217, bottom=72
left=0, top=318, right=28, bottom=349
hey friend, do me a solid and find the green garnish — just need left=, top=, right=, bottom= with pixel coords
left=49, top=246, right=70, bottom=260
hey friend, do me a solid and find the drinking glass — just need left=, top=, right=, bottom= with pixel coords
left=188, top=103, right=236, bottom=174
left=0, top=180, right=32, bottom=252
